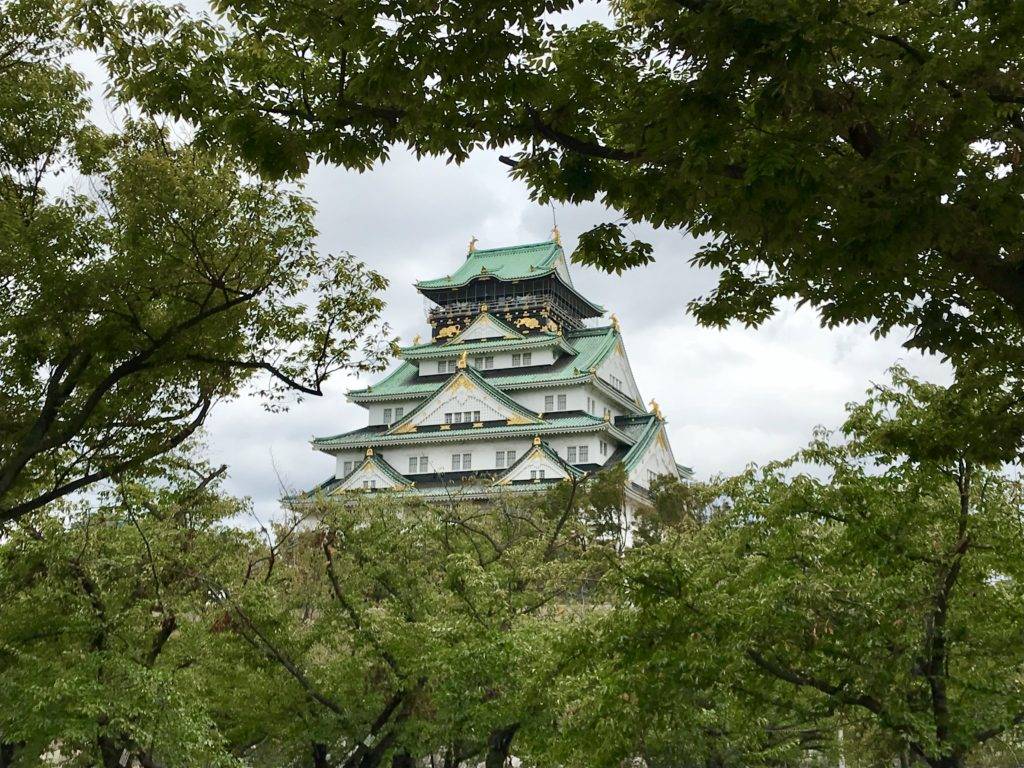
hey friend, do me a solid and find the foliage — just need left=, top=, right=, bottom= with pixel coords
left=0, top=0, right=392, bottom=523
left=95, top=0, right=1024, bottom=369
left=610, top=369, right=1024, bottom=768
left=0, top=455, right=259, bottom=768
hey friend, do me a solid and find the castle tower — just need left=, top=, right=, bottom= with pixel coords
left=299, top=237, right=688, bottom=513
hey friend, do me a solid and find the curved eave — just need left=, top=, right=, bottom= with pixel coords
left=312, top=418, right=635, bottom=453
left=398, top=334, right=574, bottom=361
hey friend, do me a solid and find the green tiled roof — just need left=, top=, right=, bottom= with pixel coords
left=416, top=241, right=563, bottom=289
left=350, top=326, right=631, bottom=405
left=498, top=439, right=586, bottom=481
left=383, top=366, right=541, bottom=435
left=415, top=240, right=605, bottom=315
left=313, top=413, right=625, bottom=451
left=398, top=332, right=574, bottom=360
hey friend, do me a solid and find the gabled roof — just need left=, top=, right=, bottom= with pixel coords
left=383, top=365, right=541, bottom=436
left=494, top=439, right=585, bottom=486
left=350, top=327, right=641, bottom=414
left=620, top=415, right=670, bottom=472
left=448, top=312, right=523, bottom=343
left=295, top=451, right=411, bottom=497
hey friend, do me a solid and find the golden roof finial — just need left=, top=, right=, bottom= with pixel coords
left=533, top=436, right=541, bottom=446
left=456, top=351, right=468, bottom=369
left=480, top=303, right=489, bottom=313
left=610, top=313, right=620, bottom=331
left=467, top=236, right=478, bottom=254
left=366, top=447, right=374, bottom=456
left=412, top=333, right=421, bottom=345
left=551, top=225, right=561, bottom=245
left=649, top=399, right=663, bottom=420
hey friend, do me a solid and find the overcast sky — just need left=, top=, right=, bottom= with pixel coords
left=73, top=24, right=951, bottom=521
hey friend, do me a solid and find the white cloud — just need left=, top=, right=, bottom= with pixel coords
left=68, top=35, right=952, bottom=519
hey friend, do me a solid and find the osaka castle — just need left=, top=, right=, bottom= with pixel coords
left=300, top=232, right=688, bottom=514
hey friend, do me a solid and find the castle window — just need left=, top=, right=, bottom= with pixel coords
left=600, top=440, right=608, bottom=456
left=409, top=457, right=417, bottom=473
left=544, top=395, right=554, bottom=411
left=567, top=446, right=577, bottom=463
left=343, top=461, right=353, bottom=475
left=474, top=356, right=494, bottom=369
left=462, top=453, right=472, bottom=470
left=579, top=445, right=589, bottom=462
left=452, top=454, right=461, bottom=471
left=512, top=353, right=521, bottom=366
left=557, top=394, right=567, bottom=411
left=496, top=451, right=505, bottom=469
left=507, top=450, right=516, bottom=464
left=395, top=407, right=404, bottom=420
left=419, top=456, right=428, bottom=473
left=522, top=352, right=532, bottom=366
left=383, top=408, right=392, bottom=423
left=453, top=412, right=463, bottom=423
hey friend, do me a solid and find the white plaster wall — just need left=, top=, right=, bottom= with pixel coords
left=597, top=340, right=643, bottom=402
left=366, top=400, right=423, bottom=425
left=330, top=432, right=614, bottom=479
left=415, top=347, right=561, bottom=376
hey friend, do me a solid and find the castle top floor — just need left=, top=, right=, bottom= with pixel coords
left=415, top=237, right=604, bottom=340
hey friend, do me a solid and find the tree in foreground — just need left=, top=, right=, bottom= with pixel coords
left=0, top=0, right=391, bottom=524
left=609, top=368, right=1024, bottom=768
left=100, top=0, right=1024, bottom=370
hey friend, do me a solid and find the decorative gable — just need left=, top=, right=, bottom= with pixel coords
left=626, top=423, right=679, bottom=489
left=387, top=368, right=541, bottom=433
left=335, top=450, right=410, bottom=492
left=495, top=438, right=582, bottom=485
left=450, top=312, right=523, bottom=343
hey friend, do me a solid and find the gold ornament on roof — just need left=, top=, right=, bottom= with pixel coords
left=480, top=303, right=489, bottom=313
left=412, top=334, right=421, bottom=345
left=366, top=447, right=374, bottom=456
left=649, top=399, right=663, bottom=420
left=533, top=436, right=542, bottom=446
left=468, top=236, right=478, bottom=253
left=456, top=351, right=468, bottom=369
left=611, top=313, right=620, bottom=331
left=551, top=225, right=561, bottom=245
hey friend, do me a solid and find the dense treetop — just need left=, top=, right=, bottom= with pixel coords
left=94, top=0, right=1024, bottom=372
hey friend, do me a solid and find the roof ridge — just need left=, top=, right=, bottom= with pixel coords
left=469, top=240, right=557, bottom=255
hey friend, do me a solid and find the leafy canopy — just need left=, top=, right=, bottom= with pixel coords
left=0, top=0, right=392, bottom=523
left=96, top=0, right=1024, bottom=369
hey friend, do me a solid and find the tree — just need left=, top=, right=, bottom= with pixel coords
left=617, top=368, right=1024, bottom=768
left=98, top=0, right=1024, bottom=367
left=0, top=454, right=262, bottom=768
left=184, top=478, right=620, bottom=768
left=0, top=0, right=391, bottom=523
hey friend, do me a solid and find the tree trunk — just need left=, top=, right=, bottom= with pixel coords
left=392, top=750, right=415, bottom=768
left=0, top=742, right=20, bottom=768
left=484, top=725, right=519, bottom=768
left=313, top=742, right=331, bottom=768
